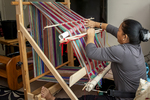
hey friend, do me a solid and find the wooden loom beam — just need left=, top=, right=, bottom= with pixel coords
left=64, top=0, right=74, bottom=67
left=65, top=0, right=70, bottom=9
left=29, top=58, right=76, bottom=83
left=11, top=1, right=68, bottom=5
left=83, top=63, right=111, bottom=92
left=69, top=67, right=86, bottom=87
left=67, top=43, right=74, bottom=66
left=15, top=0, right=30, bottom=100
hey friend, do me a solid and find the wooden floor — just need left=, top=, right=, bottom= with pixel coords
left=0, top=76, right=97, bottom=99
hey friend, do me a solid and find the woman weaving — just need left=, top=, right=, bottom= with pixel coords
left=41, top=19, right=149, bottom=100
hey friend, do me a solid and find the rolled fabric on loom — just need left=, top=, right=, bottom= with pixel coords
left=83, top=62, right=111, bottom=92
left=59, top=29, right=102, bottom=43
left=59, top=31, right=70, bottom=39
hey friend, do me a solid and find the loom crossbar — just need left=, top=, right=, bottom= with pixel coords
left=69, top=67, right=86, bottom=87
left=29, top=59, right=75, bottom=83
left=11, top=1, right=68, bottom=5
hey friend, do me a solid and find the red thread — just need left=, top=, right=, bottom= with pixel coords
left=100, top=29, right=104, bottom=38
left=59, top=39, right=70, bottom=56
left=59, top=32, right=87, bottom=56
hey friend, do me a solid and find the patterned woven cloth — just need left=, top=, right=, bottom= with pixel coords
left=29, top=2, right=108, bottom=86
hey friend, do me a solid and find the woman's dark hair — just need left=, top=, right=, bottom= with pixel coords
left=121, top=19, right=149, bottom=45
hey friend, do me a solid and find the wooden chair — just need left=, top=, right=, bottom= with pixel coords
left=0, top=51, right=33, bottom=90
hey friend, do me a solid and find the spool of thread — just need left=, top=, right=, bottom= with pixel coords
left=59, top=31, right=69, bottom=39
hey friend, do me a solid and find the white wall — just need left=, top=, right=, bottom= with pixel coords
left=108, top=0, right=150, bottom=55
left=0, top=0, right=16, bottom=20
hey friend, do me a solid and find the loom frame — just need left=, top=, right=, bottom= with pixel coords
left=12, top=0, right=112, bottom=99
left=12, top=0, right=78, bottom=100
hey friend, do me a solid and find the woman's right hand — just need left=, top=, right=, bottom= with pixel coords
left=84, top=19, right=96, bottom=28
left=86, top=28, right=95, bottom=45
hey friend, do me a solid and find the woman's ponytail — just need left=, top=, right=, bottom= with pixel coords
left=139, top=28, right=150, bottom=42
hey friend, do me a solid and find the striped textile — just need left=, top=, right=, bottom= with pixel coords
left=28, top=2, right=108, bottom=86
left=29, top=3, right=62, bottom=77
left=38, top=66, right=89, bottom=85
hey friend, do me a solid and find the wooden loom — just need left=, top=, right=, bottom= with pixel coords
left=11, top=0, right=111, bottom=100
left=11, top=0, right=79, bottom=100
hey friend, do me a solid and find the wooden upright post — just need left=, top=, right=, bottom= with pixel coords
left=65, top=0, right=74, bottom=67
left=67, top=42, right=74, bottom=66
left=65, top=0, right=70, bottom=9
left=15, top=0, right=31, bottom=100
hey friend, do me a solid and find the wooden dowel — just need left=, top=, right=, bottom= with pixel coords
left=59, top=29, right=102, bottom=43
left=11, top=1, right=31, bottom=5
left=30, top=58, right=76, bottom=83
left=11, top=1, right=68, bottom=5
left=44, top=18, right=94, bottom=29
left=30, top=60, right=70, bottom=83
left=44, top=19, right=84, bottom=29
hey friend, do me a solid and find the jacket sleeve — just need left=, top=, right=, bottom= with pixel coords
left=85, top=43, right=124, bottom=63
left=106, top=24, right=119, bottom=38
